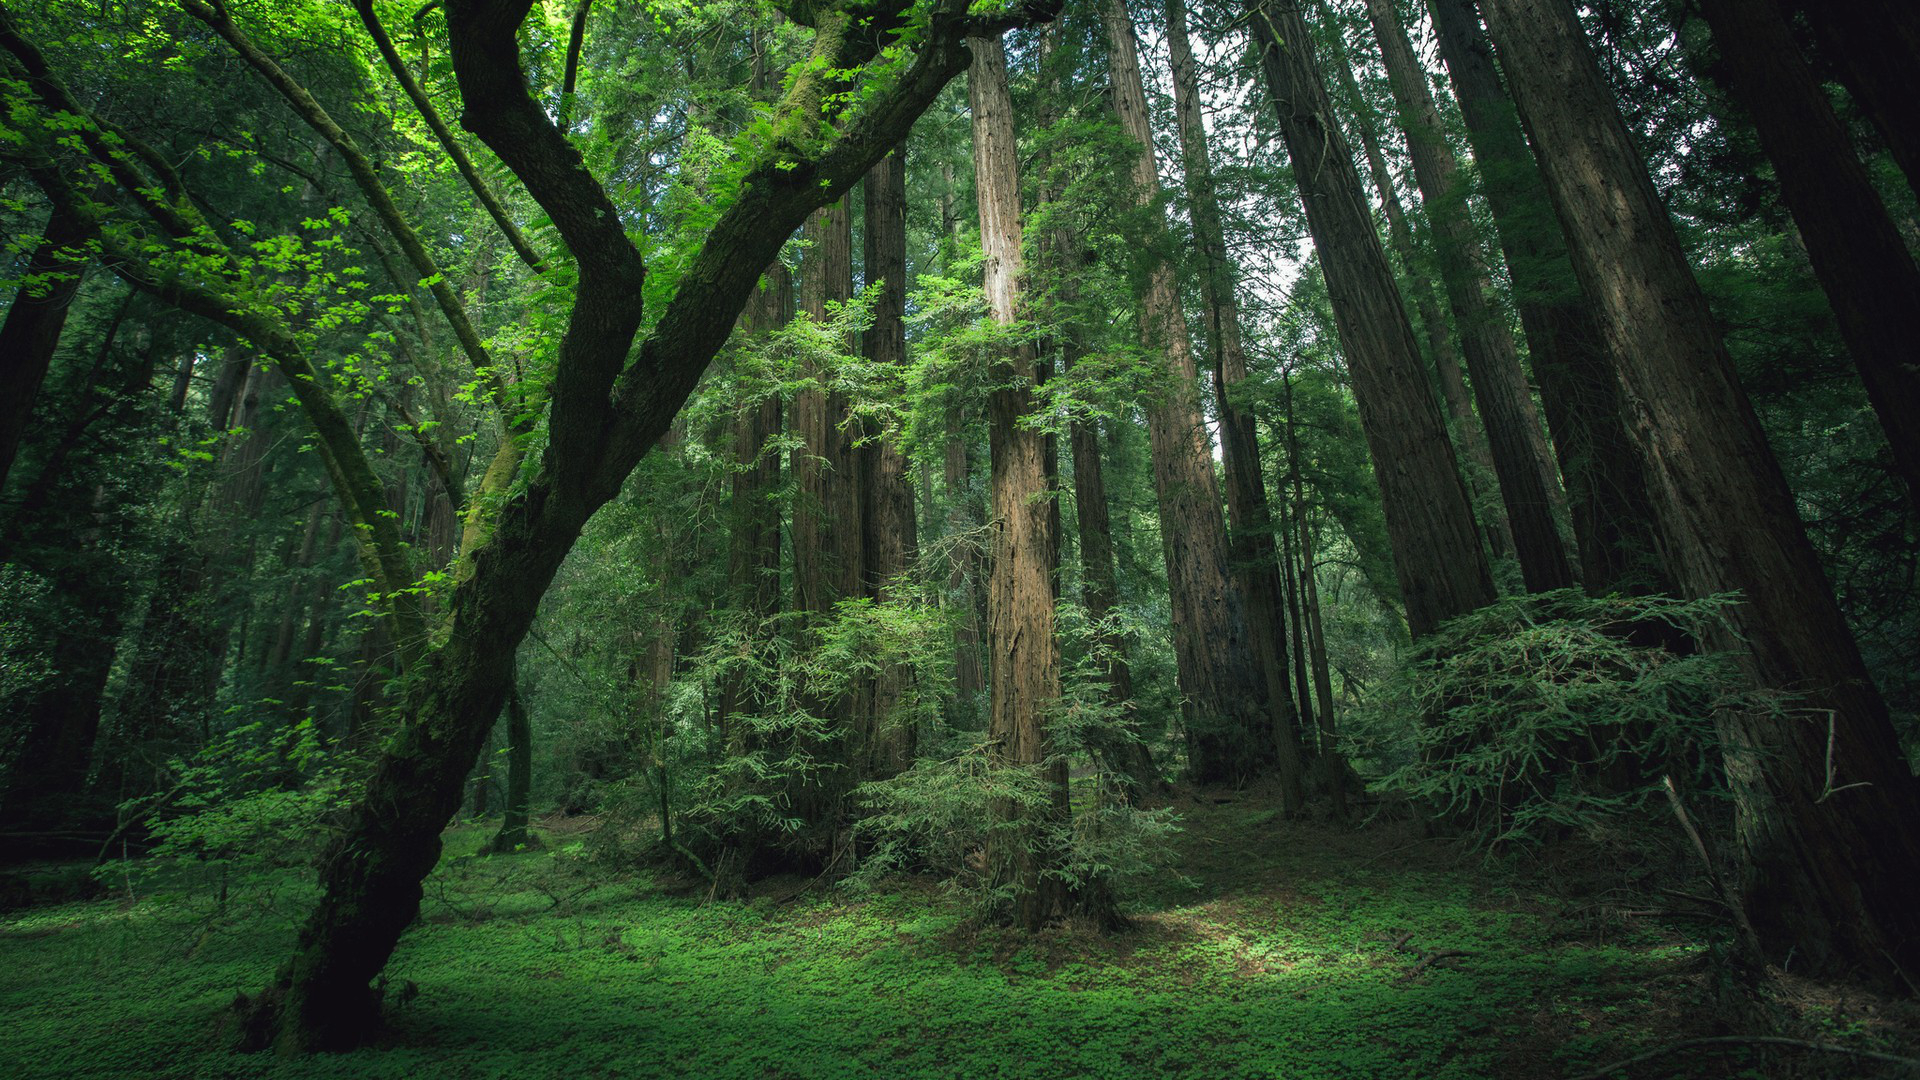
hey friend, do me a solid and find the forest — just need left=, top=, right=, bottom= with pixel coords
left=1, top=0, right=1918, bottom=1075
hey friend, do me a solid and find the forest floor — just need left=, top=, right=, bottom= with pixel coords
left=3, top=792, right=1917, bottom=1080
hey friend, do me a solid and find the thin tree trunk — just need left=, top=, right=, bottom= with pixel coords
left=1364, top=0, right=1572, bottom=593
left=488, top=676, right=532, bottom=851
left=1698, top=0, right=1920, bottom=513
left=1105, top=0, right=1276, bottom=784
left=1246, top=0, right=1497, bottom=638
left=1424, top=0, right=1666, bottom=596
left=1481, top=0, right=1920, bottom=988
left=1165, top=0, right=1307, bottom=806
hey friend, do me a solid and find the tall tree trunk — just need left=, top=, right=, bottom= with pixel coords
left=717, top=265, right=790, bottom=744
left=1364, top=0, right=1572, bottom=593
left=1424, top=0, right=1665, bottom=596
left=1246, top=0, right=1497, bottom=638
left=487, top=674, right=532, bottom=851
left=969, top=33, right=1074, bottom=929
left=1793, top=0, right=1920, bottom=203
left=945, top=409, right=986, bottom=725
left=1165, top=0, right=1307, bottom=806
left=1321, top=11, right=1514, bottom=567
left=1481, top=0, right=1920, bottom=988
left=788, top=196, right=861, bottom=846
left=1105, top=0, right=1276, bottom=784
left=1698, top=0, right=1920, bottom=513
left=861, top=149, right=919, bottom=777
left=0, top=204, right=91, bottom=493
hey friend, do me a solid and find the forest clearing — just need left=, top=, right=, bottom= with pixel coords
left=3, top=0, right=1918, bottom=1075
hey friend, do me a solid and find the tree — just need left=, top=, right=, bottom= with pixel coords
left=968, top=30, right=1072, bottom=928
left=1696, top=0, right=1920, bottom=513
left=1363, top=0, right=1572, bottom=593
left=1479, top=0, right=1920, bottom=987
left=1104, top=0, right=1278, bottom=783
left=1165, top=0, right=1308, bottom=805
left=1423, top=0, right=1665, bottom=596
left=1245, top=0, right=1496, bottom=639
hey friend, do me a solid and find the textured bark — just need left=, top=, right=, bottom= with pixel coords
left=487, top=677, right=532, bottom=851
left=1246, top=0, right=1496, bottom=638
left=0, top=204, right=90, bottom=493
left=792, top=199, right=861, bottom=624
left=1481, top=0, right=1920, bottom=988
left=1166, top=0, right=1306, bottom=806
left=860, top=149, right=918, bottom=777
left=1105, top=0, right=1275, bottom=783
left=970, top=33, right=1073, bottom=928
left=1698, top=0, right=1920, bottom=513
left=1365, top=0, right=1572, bottom=593
left=1795, top=0, right=1920, bottom=203
left=946, top=412, right=987, bottom=723
left=1321, top=10, right=1513, bottom=566
left=1424, top=0, right=1664, bottom=595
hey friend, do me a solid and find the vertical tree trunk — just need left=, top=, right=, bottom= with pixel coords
left=1246, top=0, right=1496, bottom=639
left=1481, top=0, right=1920, bottom=987
left=861, top=149, right=919, bottom=777
left=1794, top=0, right=1920, bottom=202
left=1165, top=0, right=1307, bottom=806
left=717, top=265, right=790, bottom=742
left=1320, top=12, right=1514, bottom=566
left=1364, top=0, right=1573, bottom=593
left=969, top=33, right=1073, bottom=928
left=0, top=203, right=89, bottom=492
left=945, top=411, right=986, bottom=725
left=1105, top=0, right=1276, bottom=784
left=1698, top=0, right=1920, bottom=512
left=488, top=676, right=532, bottom=851
left=1424, top=0, right=1665, bottom=596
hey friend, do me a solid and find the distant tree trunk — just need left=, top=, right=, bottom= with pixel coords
left=1285, top=374, right=1343, bottom=813
left=1320, top=12, right=1514, bottom=567
left=0, top=204, right=91, bottom=493
left=1246, top=0, right=1497, bottom=638
left=717, top=265, right=790, bottom=744
left=1165, top=0, right=1307, bottom=806
left=789, top=197, right=861, bottom=847
left=487, top=675, right=531, bottom=851
left=1793, top=0, right=1920, bottom=203
left=1105, top=0, right=1276, bottom=784
left=970, top=33, right=1074, bottom=929
left=1698, top=0, right=1920, bottom=513
left=1424, top=0, right=1666, bottom=596
left=861, top=149, right=919, bottom=777
left=1481, top=0, right=1920, bottom=988
left=1364, top=0, right=1572, bottom=593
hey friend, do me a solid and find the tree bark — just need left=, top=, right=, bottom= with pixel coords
left=861, top=149, right=918, bottom=777
left=1246, top=0, right=1496, bottom=639
left=1320, top=7, right=1513, bottom=567
left=0, top=203, right=90, bottom=493
left=969, top=32, right=1073, bottom=928
left=1165, top=0, right=1307, bottom=806
left=1480, top=0, right=1920, bottom=988
left=1424, top=0, right=1665, bottom=596
left=1793, top=0, right=1920, bottom=203
left=1105, top=0, right=1275, bottom=784
left=1698, top=0, right=1920, bottom=513
left=1364, top=0, right=1572, bottom=593
left=487, top=675, right=532, bottom=851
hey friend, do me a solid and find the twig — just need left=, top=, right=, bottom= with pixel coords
left=1660, top=775, right=1764, bottom=965
left=1565, top=1035, right=1920, bottom=1080
left=1401, top=948, right=1472, bottom=981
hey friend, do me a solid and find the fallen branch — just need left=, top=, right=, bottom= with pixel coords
left=1566, top=1035, right=1920, bottom=1080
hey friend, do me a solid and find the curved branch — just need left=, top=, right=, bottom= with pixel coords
left=349, top=0, right=545, bottom=272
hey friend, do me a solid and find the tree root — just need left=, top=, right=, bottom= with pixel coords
left=1565, top=1035, right=1920, bottom=1080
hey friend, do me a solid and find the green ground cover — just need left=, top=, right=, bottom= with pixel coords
left=0, top=800, right=1898, bottom=1079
